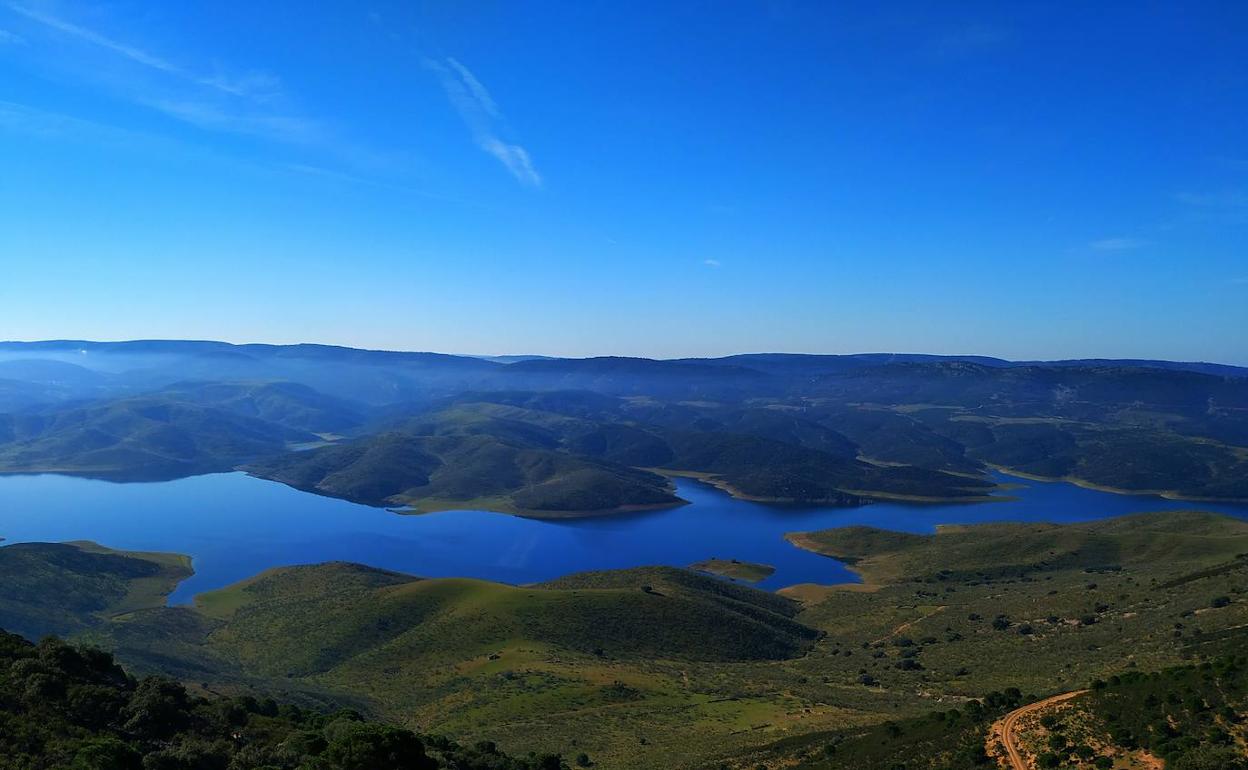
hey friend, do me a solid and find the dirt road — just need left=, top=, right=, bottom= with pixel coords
left=991, top=690, right=1088, bottom=770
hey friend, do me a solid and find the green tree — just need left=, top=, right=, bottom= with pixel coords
left=70, top=737, right=141, bottom=770
left=322, top=723, right=436, bottom=770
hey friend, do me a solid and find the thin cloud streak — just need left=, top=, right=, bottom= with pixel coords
left=480, top=137, right=541, bottom=188
left=0, top=27, right=24, bottom=44
left=140, top=97, right=323, bottom=146
left=445, top=57, right=500, bottom=119
left=0, top=100, right=466, bottom=209
left=703, top=258, right=722, bottom=268
left=0, top=98, right=283, bottom=174
left=428, top=57, right=542, bottom=187
left=3, top=5, right=411, bottom=184
left=6, top=2, right=279, bottom=99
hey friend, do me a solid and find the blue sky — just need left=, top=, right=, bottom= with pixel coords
left=0, top=1, right=1245, bottom=362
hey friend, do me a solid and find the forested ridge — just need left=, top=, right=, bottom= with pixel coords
left=0, top=630, right=581, bottom=770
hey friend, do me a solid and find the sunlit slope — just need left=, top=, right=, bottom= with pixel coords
left=194, top=563, right=819, bottom=675
left=789, top=510, right=1248, bottom=586
left=5, top=509, right=1248, bottom=769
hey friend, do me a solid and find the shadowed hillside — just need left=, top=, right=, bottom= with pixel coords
left=243, top=432, right=682, bottom=513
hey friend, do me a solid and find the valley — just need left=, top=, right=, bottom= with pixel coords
left=3, top=507, right=1247, bottom=768
left=7, top=4, right=1244, bottom=766
left=2, top=342, right=1248, bottom=768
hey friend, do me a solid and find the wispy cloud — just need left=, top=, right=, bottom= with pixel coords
left=1, top=99, right=465, bottom=212
left=479, top=137, right=541, bottom=188
left=1, top=5, right=390, bottom=167
left=1090, top=237, right=1148, bottom=252
left=6, top=2, right=279, bottom=99
left=445, top=58, right=500, bottom=120
left=427, top=57, right=542, bottom=187
left=2, top=6, right=451, bottom=202
left=138, top=97, right=323, bottom=146
left=0, top=27, right=24, bottom=44
left=703, top=258, right=722, bottom=268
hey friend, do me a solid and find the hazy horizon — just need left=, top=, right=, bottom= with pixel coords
left=2, top=336, right=1247, bottom=368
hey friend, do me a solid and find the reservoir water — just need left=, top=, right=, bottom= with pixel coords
left=2, top=471, right=1247, bottom=604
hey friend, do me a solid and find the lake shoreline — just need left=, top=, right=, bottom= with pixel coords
left=987, top=464, right=1248, bottom=505
left=5, top=470, right=1248, bottom=608
left=655, top=468, right=1011, bottom=506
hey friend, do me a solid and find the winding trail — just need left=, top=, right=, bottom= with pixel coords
left=871, top=605, right=946, bottom=644
left=991, top=690, right=1088, bottom=770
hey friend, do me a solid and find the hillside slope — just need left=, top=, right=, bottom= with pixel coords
left=0, top=397, right=314, bottom=479
left=244, top=432, right=682, bottom=514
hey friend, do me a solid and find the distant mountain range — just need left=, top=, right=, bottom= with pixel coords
left=2, top=340, right=1248, bottom=769
left=1, top=339, right=1246, bottom=506
left=3, top=339, right=1245, bottom=376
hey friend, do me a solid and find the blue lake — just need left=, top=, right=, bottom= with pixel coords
left=2, top=471, right=1247, bottom=604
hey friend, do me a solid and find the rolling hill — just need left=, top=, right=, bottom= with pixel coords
left=4, top=510, right=1248, bottom=769
left=0, top=396, right=314, bottom=479
left=1, top=341, right=1247, bottom=503
left=244, top=432, right=682, bottom=513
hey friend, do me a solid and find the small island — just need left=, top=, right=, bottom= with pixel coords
left=690, top=557, right=775, bottom=583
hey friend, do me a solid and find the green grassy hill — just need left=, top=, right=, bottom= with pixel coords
left=789, top=510, right=1248, bottom=586
left=183, top=563, right=819, bottom=682
left=86, top=561, right=828, bottom=768
left=782, top=511, right=1248, bottom=711
left=154, top=380, right=367, bottom=434
left=662, top=430, right=994, bottom=503
left=244, top=431, right=682, bottom=514
left=5, top=510, right=1248, bottom=769
left=3, top=344, right=1248, bottom=501
left=0, top=397, right=315, bottom=479
left=0, top=629, right=581, bottom=770
left=0, top=542, right=191, bottom=640
left=689, top=558, right=776, bottom=583
left=372, top=400, right=995, bottom=505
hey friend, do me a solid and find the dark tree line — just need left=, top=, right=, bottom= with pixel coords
left=0, top=630, right=572, bottom=770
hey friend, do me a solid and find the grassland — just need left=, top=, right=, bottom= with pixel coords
left=972, top=655, right=1248, bottom=770
left=690, top=558, right=776, bottom=583
left=4, top=509, right=1248, bottom=769
left=0, top=541, right=190, bottom=640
